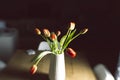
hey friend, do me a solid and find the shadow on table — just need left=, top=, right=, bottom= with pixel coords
left=0, top=67, right=49, bottom=80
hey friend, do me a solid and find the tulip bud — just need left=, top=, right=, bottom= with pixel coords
left=66, top=48, right=76, bottom=58
left=50, top=32, right=57, bottom=41
left=56, top=31, right=61, bottom=36
left=80, top=28, right=88, bottom=34
left=43, top=29, right=50, bottom=37
left=30, top=65, right=37, bottom=75
left=35, top=28, right=41, bottom=35
left=69, top=22, right=75, bottom=30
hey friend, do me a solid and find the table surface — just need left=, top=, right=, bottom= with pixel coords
left=0, top=50, right=96, bottom=80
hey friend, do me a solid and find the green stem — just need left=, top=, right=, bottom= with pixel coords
left=62, top=29, right=70, bottom=46
left=62, top=29, right=72, bottom=50
left=34, top=51, right=52, bottom=65
left=62, top=32, right=82, bottom=50
left=71, top=32, right=82, bottom=41
left=40, top=35, right=47, bottom=41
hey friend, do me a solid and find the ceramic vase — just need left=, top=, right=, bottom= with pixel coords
left=49, top=53, right=65, bottom=80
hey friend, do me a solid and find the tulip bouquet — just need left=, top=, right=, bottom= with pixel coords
left=30, top=22, right=88, bottom=74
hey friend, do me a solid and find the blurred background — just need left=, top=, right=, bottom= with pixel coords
left=0, top=0, right=120, bottom=75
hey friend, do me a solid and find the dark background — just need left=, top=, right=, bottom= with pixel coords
left=0, top=0, right=120, bottom=75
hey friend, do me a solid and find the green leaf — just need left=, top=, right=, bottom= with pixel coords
left=60, top=35, right=67, bottom=47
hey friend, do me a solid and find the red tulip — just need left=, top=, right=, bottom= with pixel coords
left=50, top=33, right=57, bottom=41
left=30, top=65, right=37, bottom=75
left=66, top=48, right=76, bottom=58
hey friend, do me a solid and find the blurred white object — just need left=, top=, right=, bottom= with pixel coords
left=38, top=41, right=50, bottom=50
left=26, top=49, right=36, bottom=55
left=0, top=60, right=6, bottom=71
left=0, top=20, right=6, bottom=29
left=115, top=51, right=120, bottom=80
left=116, top=67, right=120, bottom=80
left=94, top=64, right=115, bottom=80
left=0, top=28, right=18, bottom=63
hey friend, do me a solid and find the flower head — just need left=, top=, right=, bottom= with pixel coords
left=56, top=31, right=61, bottom=36
left=35, top=28, right=41, bottom=35
left=30, top=65, right=37, bottom=75
left=66, top=48, right=76, bottom=58
left=50, top=32, right=57, bottom=41
left=80, top=28, right=88, bottom=34
left=43, top=29, right=50, bottom=37
left=69, top=22, right=75, bottom=30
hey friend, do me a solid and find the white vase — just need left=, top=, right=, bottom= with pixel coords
left=49, top=53, right=65, bottom=80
